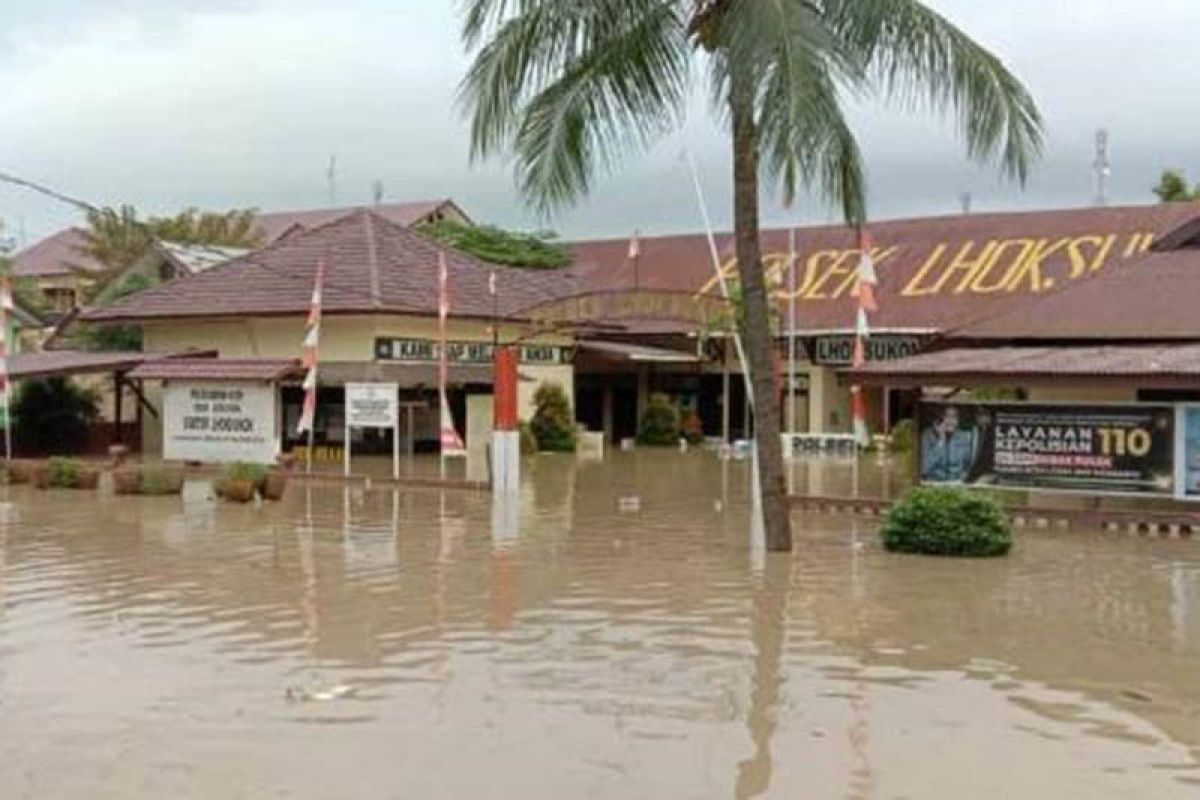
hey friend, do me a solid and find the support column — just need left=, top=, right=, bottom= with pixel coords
left=492, top=346, right=520, bottom=493
left=601, top=384, right=614, bottom=443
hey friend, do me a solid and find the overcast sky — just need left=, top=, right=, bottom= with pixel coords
left=2, top=0, right=1198, bottom=246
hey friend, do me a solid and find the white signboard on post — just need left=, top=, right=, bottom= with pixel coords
left=345, top=383, right=398, bottom=429
left=343, top=383, right=401, bottom=479
left=163, top=382, right=279, bottom=464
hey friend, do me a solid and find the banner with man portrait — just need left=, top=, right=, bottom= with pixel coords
left=917, top=401, right=1176, bottom=497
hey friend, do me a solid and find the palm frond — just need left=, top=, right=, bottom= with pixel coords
left=829, top=0, right=1044, bottom=184
left=459, top=0, right=690, bottom=212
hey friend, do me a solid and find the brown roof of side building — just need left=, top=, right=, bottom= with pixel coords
left=950, top=231, right=1200, bottom=341
left=570, top=201, right=1200, bottom=334
left=845, top=343, right=1200, bottom=388
left=82, top=210, right=572, bottom=324
left=10, top=228, right=107, bottom=277
left=11, top=199, right=469, bottom=280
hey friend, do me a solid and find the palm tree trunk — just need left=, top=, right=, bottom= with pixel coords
left=729, top=65, right=792, bottom=553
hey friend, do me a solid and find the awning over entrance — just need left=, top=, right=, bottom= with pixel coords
left=577, top=340, right=702, bottom=364
left=128, top=358, right=301, bottom=382
left=313, top=361, right=524, bottom=388
left=844, top=344, right=1200, bottom=388
left=5, top=349, right=216, bottom=380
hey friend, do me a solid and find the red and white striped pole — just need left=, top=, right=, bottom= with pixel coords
left=438, top=252, right=465, bottom=479
left=0, top=277, right=12, bottom=462
left=296, top=260, right=325, bottom=474
left=850, top=229, right=878, bottom=448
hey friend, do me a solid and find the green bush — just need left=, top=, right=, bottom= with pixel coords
left=638, top=392, right=680, bottom=446
left=12, top=378, right=100, bottom=455
left=530, top=383, right=576, bottom=452
left=518, top=421, right=539, bottom=456
left=222, top=462, right=268, bottom=486
left=49, top=457, right=81, bottom=488
left=881, top=486, right=1013, bottom=558
left=888, top=418, right=915, bottom=453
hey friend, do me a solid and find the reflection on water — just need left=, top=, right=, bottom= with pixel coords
left=0, top=451, right=1198, bottom=798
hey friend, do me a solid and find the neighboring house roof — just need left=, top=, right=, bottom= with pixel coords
left=254, top=199, right=469, bottom=243
left=157, top=241, right=251, bottom=275
left=83, top=210, right=573, bottom=324
left=127, top=357, right=300, bottom=382
left=11, top=199, right=469, bottom=280
left=846, top=343, right=1200, bottom=388
left=10, top=227, right=106, bottom=278
left=569, top=202, right=1200, bottom=335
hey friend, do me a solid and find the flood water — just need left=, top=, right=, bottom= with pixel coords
left=1, top=451, right=1198, bottom=798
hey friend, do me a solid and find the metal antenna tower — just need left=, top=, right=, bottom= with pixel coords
left=1093, top=129, right=1111, bottom=207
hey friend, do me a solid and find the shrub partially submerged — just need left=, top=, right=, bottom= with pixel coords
left=36, top=457, right=100, bottom=490
left=881, top=486, right=1012, bottom=558
left=638, top=393, right=680, bottom=446
left=530, top=383, right=576, bottom=452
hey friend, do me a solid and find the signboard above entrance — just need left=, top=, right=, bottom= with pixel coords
left=345, top=383, right=398, bottom=429
left=811, top=335, right=924, bottom=366
left=374, top=337, right=570, bottom=365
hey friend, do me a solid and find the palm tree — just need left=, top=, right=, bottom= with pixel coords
left=460, top=0, right=1043, bottom=551
left=81, top=205, right=263, bottom=274
left=1153, top=169, right=1200, bottom=203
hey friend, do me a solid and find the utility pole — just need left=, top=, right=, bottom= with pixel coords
left=326, top=155, right=338, bottom=207
left=1093, top=129, right=1111, bottom=207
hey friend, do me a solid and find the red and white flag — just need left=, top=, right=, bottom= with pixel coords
left=628, top=229, right=641, bottom=259
left=850, top=228, right=875, bottom=446
left=296, top=260, right=325, bottom=435
left=437, top=252, right=465, bottom=454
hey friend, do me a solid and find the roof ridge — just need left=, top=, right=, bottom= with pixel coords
left=363, top=212, right=382, bottom=308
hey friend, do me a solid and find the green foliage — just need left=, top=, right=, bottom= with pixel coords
left=81, top=273, right=156, bottom=351
left=459, top=0, right=1044, bottom=219
left=47, top=457, right=82, bottom=488
left=888, top=418, right=915, bottom=453
left=1153, top=169, right=1200, bottom=203
left=519, top=420, right=539, bottom=455
left=12, top=378, right=100, bottom=454
left=638, top=392, right=681, bottom=446
left=222, top=462, right=269, bottom=486
left=530, top=383, right=576, bottom=452
left=81, top=204, right=262, bottom=273
left=417, top=220, right=571, bottom=269
left=968, top=386, right=1027, bottom=402
left=882, top=487, right=1013, bottom=558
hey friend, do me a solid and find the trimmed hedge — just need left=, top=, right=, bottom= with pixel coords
left=530, top=383, right=576, bottom=452
left=638, top=393, right=680, bottom=446
left=881, top=486, right=1012, bottom=558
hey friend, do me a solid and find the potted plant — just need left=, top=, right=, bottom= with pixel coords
left=7, top=459, right=37, bottom=485
left=113, top=467, right=141, bottom=495
left=36, top=457, right=100, bottom=490
left=215, top=462, right=267, bottom=503
left=261, top=468, right=289, bottom=501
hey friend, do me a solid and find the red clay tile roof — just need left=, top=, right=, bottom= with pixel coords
left=846, top=343, right=1200, bottom=387
left=570, top=202, right=1200, bottom=334
left=254, top=199, right=466, bottom=242
left=952, top=244, right=1200, bottom=340
left=10, top=228, right=107, bottom=277
left=83, top=210, right=571, bottom=323
left=127, top=358, right=301, bottom=382
left=7, top=349, right=211, bottom=379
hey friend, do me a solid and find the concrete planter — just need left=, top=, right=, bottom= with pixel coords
left=216, top=477, right=257, bottom=503
left=262, top=471, right=288, bottom=501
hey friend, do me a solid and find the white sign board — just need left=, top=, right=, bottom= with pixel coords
left=163, top=382, right=279, bottom=464
left=345, top=383, right=398, bottom=429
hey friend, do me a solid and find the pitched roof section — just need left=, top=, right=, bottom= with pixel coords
left=83, top=210, right=570, bottom=323
left=10, top=228, right=107, bottom=277
left=847, top=344, right=1200, bottom=387
left=569, top=202, right=1200, bottom=334
left=952, top=244, right=1200, bottom=341
left=254, top=199, right=467, bottom=243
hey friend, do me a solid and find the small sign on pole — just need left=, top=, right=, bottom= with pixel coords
left=344, top=383, right=400, bottom=479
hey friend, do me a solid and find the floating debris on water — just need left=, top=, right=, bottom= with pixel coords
left=285, top=684, right=357, bottom=703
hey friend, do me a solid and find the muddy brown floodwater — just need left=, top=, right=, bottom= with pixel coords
left=1, top=451, right=1199, bottom=798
